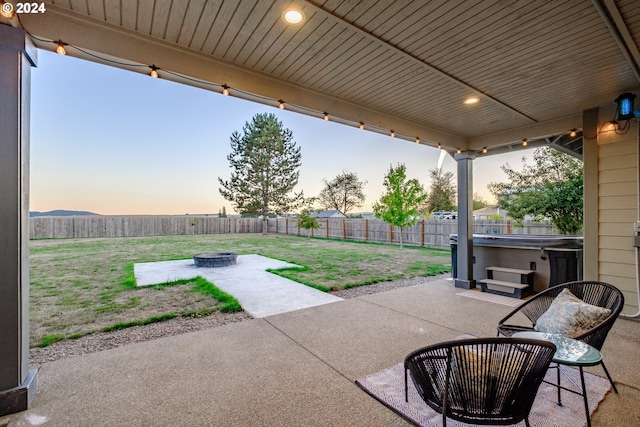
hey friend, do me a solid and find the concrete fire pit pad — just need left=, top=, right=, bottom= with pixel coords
left=133, top=254, right=343, bottom=318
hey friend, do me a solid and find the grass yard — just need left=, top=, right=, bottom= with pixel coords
left=30, top=234, right=451, bottom=347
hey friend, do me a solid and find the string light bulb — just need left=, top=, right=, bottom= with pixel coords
left=415, top=137, right=420, bottom=144
left=522, top=138, right=528, bottom=147
left=278, top=100, right=285, bottom=110
left=149, top=65, right=159, bottom=78
left=222, top=85, right=230, bottom=96
left=359, top=122, right=364, bottom=130
left=390, top=130, right=395, bottom=137
left=569, top=129, right=577, bottom=137
left=456, top=148, right=462, bottom=154
left=323, top=112, right=329, bottom=121
left=482, top=147, right=488, bottom=154
left=437, top=143, right=442, bottom=150
left=55, top=40, right=67, bottom=55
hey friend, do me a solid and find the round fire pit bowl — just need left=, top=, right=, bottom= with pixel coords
left=193, top=252, right=237, bottom=268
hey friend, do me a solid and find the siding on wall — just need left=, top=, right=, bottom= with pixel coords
left=598, top=119, right=640, bottom=314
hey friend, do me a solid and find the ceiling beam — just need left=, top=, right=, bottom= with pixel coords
left=466, top=114, right=582, bottom=151
left=593, top=0, right=640, bottom=84
left=549, top=141, right=583, bottom=161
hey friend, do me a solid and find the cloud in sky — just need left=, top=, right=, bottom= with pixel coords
left=30, top=50, right=532, bottom=215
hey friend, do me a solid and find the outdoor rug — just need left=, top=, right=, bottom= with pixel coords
left=356, top=341, right=612, bottom=426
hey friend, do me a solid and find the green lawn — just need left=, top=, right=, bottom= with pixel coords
left=30, top=234, right=451, bottom=347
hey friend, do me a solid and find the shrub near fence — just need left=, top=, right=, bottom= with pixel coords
left=30, top=216, right=554, bottom=244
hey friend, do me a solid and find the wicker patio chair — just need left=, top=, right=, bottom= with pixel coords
left=404, top=337, right=556, bottom=427
left=497, top=280, right=624, bottom=391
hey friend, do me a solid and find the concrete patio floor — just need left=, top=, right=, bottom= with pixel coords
left=2, top=279, right=639, bottom=426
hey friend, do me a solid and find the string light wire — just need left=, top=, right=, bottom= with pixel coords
left=15, top=16, right=481, bottom=151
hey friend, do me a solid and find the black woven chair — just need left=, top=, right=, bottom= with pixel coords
left=497, top=280, right=624, bottom=392
left=404, top=337, right=556, bottom=427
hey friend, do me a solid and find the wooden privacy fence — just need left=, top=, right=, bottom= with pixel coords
left=268, top=218, right=554, bottom=248
left=30, top=216, right=262, bottom=239
left=30, top=216, right=554, bottom=245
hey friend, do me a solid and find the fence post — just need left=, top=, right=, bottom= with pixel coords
left=286, top=218, right=289, bottom=235
left=326, top=219, right=329, bottom=238
left=421, top=220, right=425, bottom=246
left=342, top=219, right=346, bottom=240
left=507, top=220, right=511, bottom=234
left=389, top=224, right=393, bottom=243
left=365, top=219, right=369, bottom=242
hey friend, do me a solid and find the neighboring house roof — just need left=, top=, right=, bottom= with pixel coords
left=309, top=210, right=346, bottom=218
left=473, top=206, right=503, bottom=218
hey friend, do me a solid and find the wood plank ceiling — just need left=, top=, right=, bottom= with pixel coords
left=10, top=0, right=640, bottom=153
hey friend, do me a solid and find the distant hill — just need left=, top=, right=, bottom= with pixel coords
left=30, top=210, right=100, bottom=217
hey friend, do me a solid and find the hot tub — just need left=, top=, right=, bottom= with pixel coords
left=450, top=234, right=583, bottom=293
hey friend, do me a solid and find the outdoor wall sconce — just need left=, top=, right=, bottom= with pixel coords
left=615, top=92, right=636, bottom=121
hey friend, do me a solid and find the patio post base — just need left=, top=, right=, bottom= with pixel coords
left=455, top=279, right=476, bottom=289
left=0, top=369, right=38, bottom=417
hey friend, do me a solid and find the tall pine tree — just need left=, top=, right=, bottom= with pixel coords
left=219, top=113, right=303, bottom=234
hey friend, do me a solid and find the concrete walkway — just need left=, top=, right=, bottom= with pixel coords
left=133, top=254, right=343, bottom=318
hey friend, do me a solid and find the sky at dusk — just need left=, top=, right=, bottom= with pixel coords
left=30, top=50, right=535, bottom=215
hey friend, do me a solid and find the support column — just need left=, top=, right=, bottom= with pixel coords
left=0, top=25, right=38, bottom=416
left=582, top=108, right=599, bottom=281
left=454, top=151, right=476, bottom=289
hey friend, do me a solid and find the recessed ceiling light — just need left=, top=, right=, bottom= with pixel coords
left=283, top=8, right=305, bottom=24
left=464, top=97, right=479, bottom=105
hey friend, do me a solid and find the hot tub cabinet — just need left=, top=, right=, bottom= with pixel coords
left=450, top=234, right=583, bottom=298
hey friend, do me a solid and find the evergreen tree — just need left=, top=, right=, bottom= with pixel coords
left=218, top=113, right=303, bottom=234
left=373, top=163, right=427, bottom=249
left=318, top=171, right=366, bottom=214
left=426, top=168, right=456, bottom=213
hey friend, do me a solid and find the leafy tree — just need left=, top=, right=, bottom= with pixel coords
left=218, top=206, right=227, bottom=218
left=426, top=168, right=456, bottom=213
left=298, top=212, right=320, bottom=238
left=318, top=171, right=367, bottom=215
left=488, top=146, right=583, bottom=234
left=373, top=163, right=427, bottom=249
left=219, top=113, right=304, bottom=234
left=473, top=192, right=488, bottom=211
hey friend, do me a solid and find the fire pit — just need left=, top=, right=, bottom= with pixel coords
left=193, top=252, right=237, bottom=268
